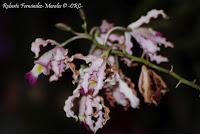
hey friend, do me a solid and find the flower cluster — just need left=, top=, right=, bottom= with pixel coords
left=26, top=9, right=175, bottom=133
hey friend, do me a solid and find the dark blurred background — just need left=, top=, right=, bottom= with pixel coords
left=0, top=0, right=200, bottom=134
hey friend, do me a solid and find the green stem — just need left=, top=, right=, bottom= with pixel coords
left=94, top=43, right=200, bottom=91
left=89, top=26, right=99, bottom=36
left=60, top=34, right=92, bottom=47
left=60, top=31, right=200, bottom=91
left=89, top=43, right=97, bottom=54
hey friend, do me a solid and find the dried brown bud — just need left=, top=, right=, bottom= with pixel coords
left=138, top=65, right=168, bottom=105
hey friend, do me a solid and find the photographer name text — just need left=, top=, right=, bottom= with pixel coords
left=2, top=2, right=83, bottom=9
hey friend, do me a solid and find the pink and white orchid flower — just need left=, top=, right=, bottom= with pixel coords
left=104, top=68, right=140, bottom=109
left=25, top=39, right=73, bottom=85
left=73, top=54, right=106, bottom=96
left=125, top=9, right=173, bottom=64
left=64, top=89, right=110, bottom=133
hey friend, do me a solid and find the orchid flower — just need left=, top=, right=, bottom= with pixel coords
left=25, top=39, right=75, bottom=85
left=73, top=54, right=107, bottom=96
left=63, top=54, right=139, bottom=132
left=125, top=9, right=173, bottom=64
left=104, top=67, right=139, bottom=109
left=64, top=89, right=110, bottom=133
left=64, top=54, right=109, bottom=133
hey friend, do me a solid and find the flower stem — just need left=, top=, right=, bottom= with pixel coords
left=59, top=30, right=200, bottom=91
left=60, top=34, right=92, bottom=47
left=94, top=42, right=200, bottom=91
left=89, top=43, right=97, bottom=54
left=89, top=26, right=99, bottom=36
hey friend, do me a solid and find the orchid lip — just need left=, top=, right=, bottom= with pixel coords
left=79, top=88, right=86, bottom=95
left=25, top=72, right=37, bottom=86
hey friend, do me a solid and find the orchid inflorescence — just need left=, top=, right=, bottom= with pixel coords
left=25, top=9, right=200, bottom=133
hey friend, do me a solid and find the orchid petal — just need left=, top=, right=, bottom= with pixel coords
left=63, top=87, right=80, bottom=121
left=104, top=69, right=139, bottom=109
left=100, top=20, right=113, bottom=33
left=148, top=54, right=168, bottom=64
left=124, top=32, right=133, bottom=55
left=128, top=9, right=167, bottom=29
left=31, top=38, right=48, bottom=58
left=117, top=78, right=140, bottom=108
left=78, top=96, right=110, bottom=133
left=31, top=38, right=59, bottom=58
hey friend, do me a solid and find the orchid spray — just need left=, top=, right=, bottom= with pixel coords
left=25, top=9, right=200, bottom=133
